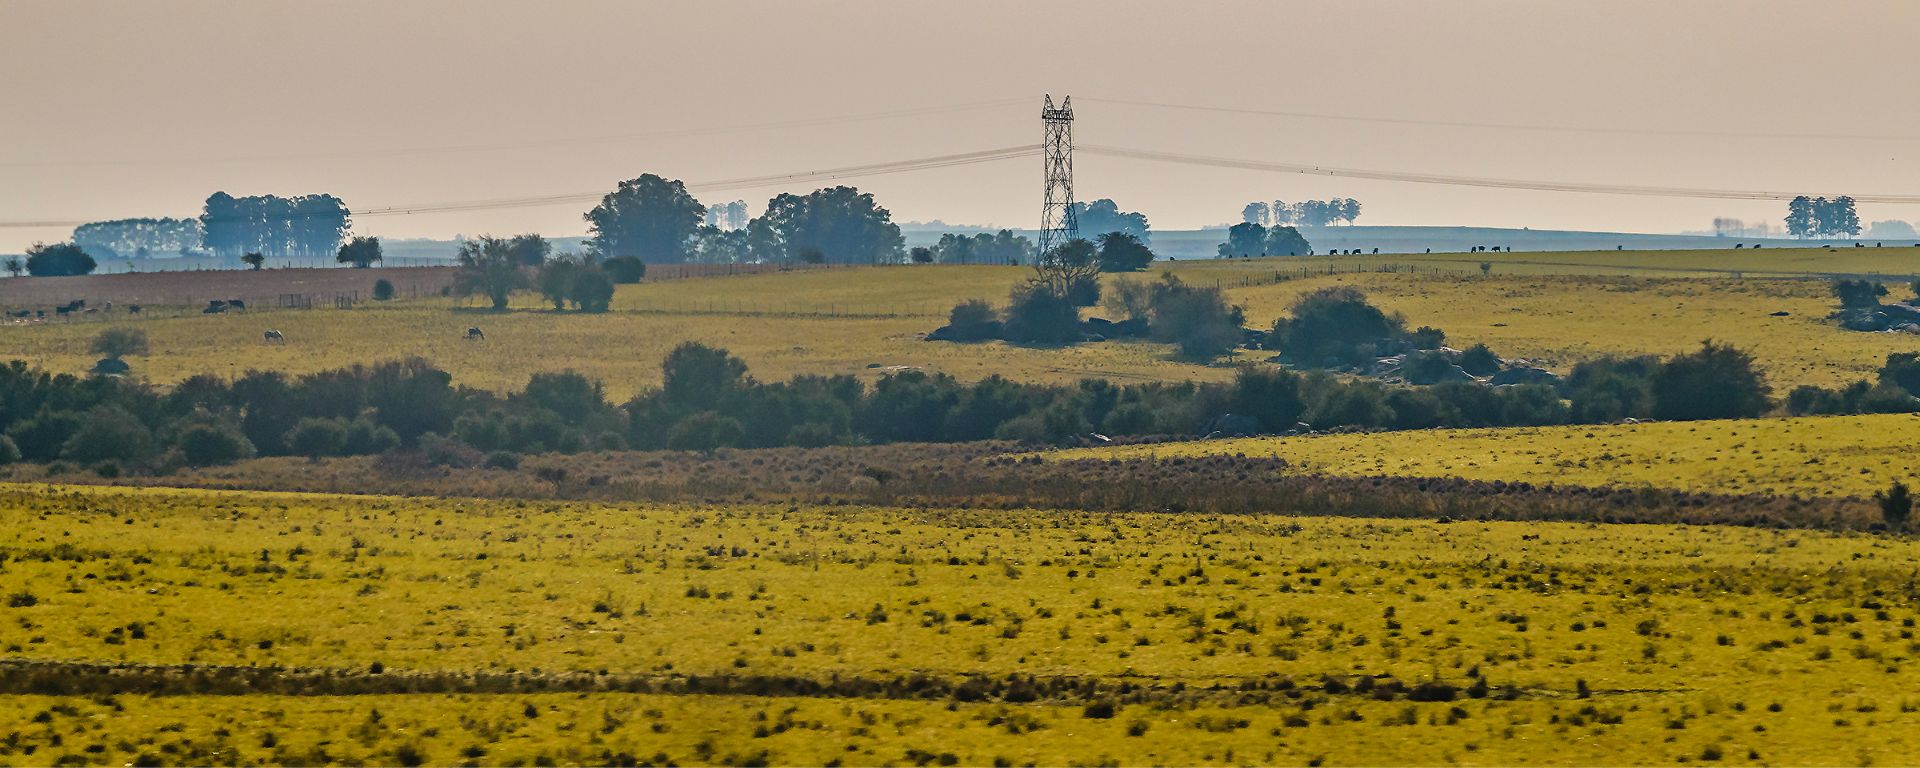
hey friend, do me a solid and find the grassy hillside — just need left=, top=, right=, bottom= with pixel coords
left=5, top=483, right=1920, bottom=764
left=1049, top=413, right=1920, bottom=498
left=3, top=250, right=1915, bottom=396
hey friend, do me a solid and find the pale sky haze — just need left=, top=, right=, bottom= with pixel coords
left=2, top=0, right=1918, bottom=251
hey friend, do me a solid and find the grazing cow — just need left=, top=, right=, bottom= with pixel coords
left=55, top=306, right=71, bottom=317
left=227, top=299, right=246, bottom=310
left=465, top=326, right=485, bottom=340
left=203, top=304, right=226, bottom=314
left=63, top=300, right=85, bottom=312
left=127, top=304, right=141, bottom=314
left=263, top=329, right=286, bottom=343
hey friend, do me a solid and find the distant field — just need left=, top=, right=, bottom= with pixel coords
left=1049, top=413, right=1920, bottom=498
left=2, top=250, right=1916, bottom=395
left=0, top=266, right=455, bottom=309
left=6, top=483, right=1920, bottom=764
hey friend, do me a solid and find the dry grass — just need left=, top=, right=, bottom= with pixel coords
left=4, top=482, right=1920, bottom=764
left=1049, top=412, right=1920, bottom=498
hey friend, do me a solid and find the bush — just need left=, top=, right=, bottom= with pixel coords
left=1457, top=344, right=1500, bottom=376
left=910, top=246, right=934, bottom=264
left=667, top=411, right=744, bottom=452
left=601, top=256, right=646, bottom=284
left=1001, top=285, right=1081, bottom=344
left=287, top=418, right=348, bottom=459
left=1146, top=275, right=1244, bottom=358
left=343, top=417, right=401, bottom=455
left=1564, top=355, right=1657, bottom=422
left=1065, top=275, right=1101, bottom=308
left=1096, top=232, right=1154, bottom=272
left=24, top=242, right=96, bottom=276
left=1649, top=341, right=1771, bottom=421
left=90, top=328, right=149, bottom=360
left=1408, top=326, right=1446, bottom=350
left=570, top=270, right=615, bottom=312
left=62, top=406, right=156, bottom=465
left=0, top=434, right=18, bottom=465
left=176, top=423, right=255, bottom=467
left=1102, top=278, right=1153, bottom=322
left=1831, top=279, right=1887, bottom=310
left=943, top=299, right=1001, bottom=342
left=1877, top=481, right=1913, bottom=529
left=1878, top=352, right=1920, bottom=397
left=1270, top=287, right=1403, bottom=368
left=418, top=433, right=481, bottom=467
left=483, top=451, right=521, bottom=470
left=1401, top=350, right=1458, bottom=385
left=372, top=279, right=395, bottom=301
left=8, top=410, right=81, bottom=462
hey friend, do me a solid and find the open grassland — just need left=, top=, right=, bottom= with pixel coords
left=5, top=483, right=1920, bottom=764
left=1215, top=271, right=1917, bottom=389
left=2, top=251, right=1916, bottom=396
left=1049, top=413, right=1920, bottom=500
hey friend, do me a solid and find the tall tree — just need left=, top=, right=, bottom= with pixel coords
left=1218, top=222, right=1267, bottom=257
left=504, top=233, right=552, bottom=267
left=1337, top=198, right=1363, bottom=225
left=1242, top=201, right=1270, bottom=226
left=1030, top=238, right=1099, bottom=298
left=724, top=200, right=749, bottom=230
left=1096, top=231, right=1154, bottom=272
left=24, top=242, right=96, bottom=276
left=1785, top=195, right=1814, bottom=239
left=1271, top=200, right=1294, bottom=225
left=748, top=186, right=904, bottom=264
left=1068, top=199, right=1151, bottom=244
left=200, top=192, right=244, bottom=259
left=453, top=236, right=531, bottom=310
left=1831, top=196, right=1861, bottom=238
left=336, top=236, right=383, bottom=268
left=1264, top=225, right=1312, bottom=256
left=583, top=173, right=706, bottom=262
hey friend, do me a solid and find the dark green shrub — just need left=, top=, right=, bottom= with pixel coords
left=667, top=411, right=744, bottom=452
left=0, top=435, right=18, bottom=465
left=1878, top=481, right=1913, bottom=529
left=1831, top=279, right=1886, bottom=310
left=176, top=423, right=255, bottom=467
left=1001, top=285, right=1081, bottom=344
left=1409, top=326, right=1447, bottom=350
left=483, top=451, right=520, bottom=470
left=944, top=299, right=1000, bottom=342
left=1147, top=275, right=1244, bottom=359
left=1649, top=341, right=1771, bottom=421
left=372, top=279, right=395, bottom=301
left=62, top=406, right=156, bottom=465
left=601, top=256, right=646, bottom=284
left=287, top=418, right=348, bottom=459
left=1457, top=344, right=1501, bottom=376
left=1270, top=287, right=1402, bottom=368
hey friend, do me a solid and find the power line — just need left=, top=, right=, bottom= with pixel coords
left=1078, top=96, right=1920, bottom=142
left=1079, top=144, right=1920, bottom=204
left=0, top=145, right=1044, bottom=228
left=0, top=98, right=1032, bottom=168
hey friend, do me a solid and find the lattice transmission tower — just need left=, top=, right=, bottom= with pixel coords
left=1038, top=95, right=1078, bottom=257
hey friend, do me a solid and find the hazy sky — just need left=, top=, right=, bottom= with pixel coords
left=3, top=0, right=1919, bottom=251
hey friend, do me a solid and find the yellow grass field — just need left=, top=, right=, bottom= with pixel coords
left=6, top=482, right=1920, bottom=765
left=2, top=250, right=1915, bottom=397
left=1049, top=413, right=1920, bottom=498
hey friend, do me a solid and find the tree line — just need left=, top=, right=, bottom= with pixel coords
left=1242, top=199, right=1362, bottom=228
left=71, top=218, right=202, bottom=261
left=201, top=192, right=352, bottom=260
left=0, top=324, right=1820, bottom=475
left=1785, top=195, right=1861, bottom=239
